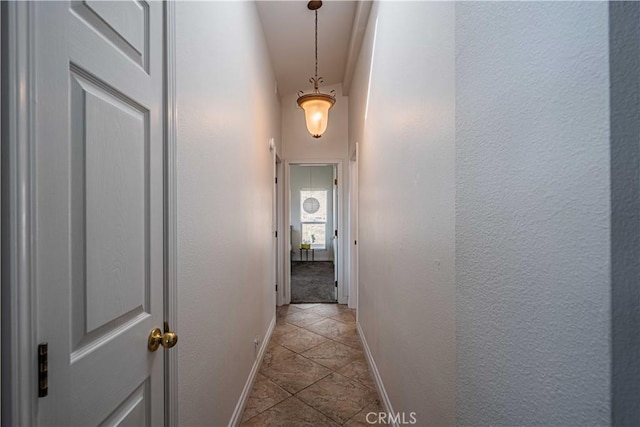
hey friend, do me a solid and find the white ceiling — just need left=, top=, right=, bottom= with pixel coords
left=255, top=1, right=358, bottom=96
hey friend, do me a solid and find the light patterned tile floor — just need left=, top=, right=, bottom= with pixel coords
left=240, top=304, right=387, bottom=426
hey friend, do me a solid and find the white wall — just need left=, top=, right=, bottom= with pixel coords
left=290, top=165, right=334, bottom=261
left=348, top=2, right=456, bottom=424
left=455, top=2, right=611, bottom=424
left=175, top=2, right=280, bottom=425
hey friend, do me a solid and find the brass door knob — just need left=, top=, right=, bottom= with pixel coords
left=148, top=322, right=179, bottom=352
left=161, top=331, right=178, bottom=349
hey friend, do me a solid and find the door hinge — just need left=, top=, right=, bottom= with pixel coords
left=275, top=177, right=278, bottom=184
left=276, top=284, right=278, bottom=292
left=335, top=281, right=338, bottom=287
left=334, top=229, right=338, bottom=238
left=354, top=240, right=357, bottom=245
left=38, top=343, right=48, bottom=398
left=275, top=230, right=278, bottom=238
left=334, top=178, right=338, bottom=186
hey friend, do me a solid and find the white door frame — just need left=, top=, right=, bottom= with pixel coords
left=283, top=159, right=347, bottom=304
left=272, top=147, right=277, bottom=306
left=2, top=2, right=35, bottom=424
left=348, top=143, right=359, bottom=310
left=164, top=1, right=179, bottom=425
left=274, top=153, right=285, bottom=306
left=0, top=2, right=178, bottom=424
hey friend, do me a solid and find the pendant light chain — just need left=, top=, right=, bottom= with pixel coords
left=296, top=1, right=336, bottom=139
left=315, top=10, right=318, bottom=80
left=314, top=9, right=319, bottom=90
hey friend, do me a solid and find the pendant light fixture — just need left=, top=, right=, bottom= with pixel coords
left=297, top=0, right=336, bottom=139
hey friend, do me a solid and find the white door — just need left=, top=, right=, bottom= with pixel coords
left=34, top=1, right=166, bottom=425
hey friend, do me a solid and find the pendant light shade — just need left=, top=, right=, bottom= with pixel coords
left=297, top=1, right=336, bottom=139
left=297, top=93, right=335, bottom=138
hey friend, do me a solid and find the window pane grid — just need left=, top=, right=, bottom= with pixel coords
left=301, top=223, right=326, bottom=250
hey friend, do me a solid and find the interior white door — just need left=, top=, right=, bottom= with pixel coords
left=34, top=1, right=165, bottom=425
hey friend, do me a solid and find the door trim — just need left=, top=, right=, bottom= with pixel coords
left=283, top=159, right=346, bottom=304
left=348, top=143, right=359, bottom=310
left=273, top=152, right=284, bottom=306
left=2, top=1, right=36, bottom=425
left=164, top=1, right=178, bottom=425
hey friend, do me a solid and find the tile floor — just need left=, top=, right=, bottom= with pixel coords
left=240, top=304, right=387, bottom=426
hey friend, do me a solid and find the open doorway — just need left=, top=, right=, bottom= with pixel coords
left=289, top=164, right=337, bottom=303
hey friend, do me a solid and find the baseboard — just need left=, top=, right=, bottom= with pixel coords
left=228, top=315, right=276, bottom=427
left=357, top=322, right=399, bottom=427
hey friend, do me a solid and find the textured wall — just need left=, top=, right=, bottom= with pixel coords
left=175, top=2, right=280, bottom=425
left=349, top=2, right=457, bottom=424
left=455, top=2, right=611, bottom=424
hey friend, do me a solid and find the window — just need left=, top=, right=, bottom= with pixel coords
left=300, top=190, right=327, bottom=249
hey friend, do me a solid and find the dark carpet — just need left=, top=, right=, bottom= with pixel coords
left=290, top=261, right=336, bottom=303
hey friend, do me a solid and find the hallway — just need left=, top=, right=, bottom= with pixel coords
left=3, top=0, right=638, bottom=425
left=240, top=304, right=384, bottom=426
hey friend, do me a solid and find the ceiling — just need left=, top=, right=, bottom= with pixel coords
left=255, top=1, right=358, bottom=96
